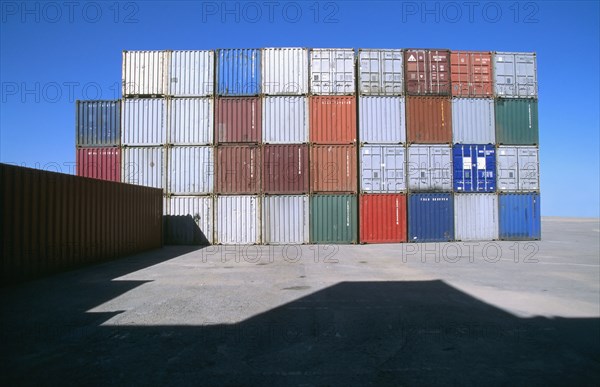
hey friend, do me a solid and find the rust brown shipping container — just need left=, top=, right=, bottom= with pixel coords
left=76, top=147, right=121, bottom=182
left=216, top=97, right=261, bottom=143
left=310, top=144, right=357, bottom=193
left=263, top=144, right=309, bottom=194
left=451, top=51, right=493, bottom=97
left=310, top=96, right=357, bottom=144
left=404, top=49, right=451, bottom=96
left=406, top=96, right=452, bottom=144
left=217, top=145, right=261, bottom=194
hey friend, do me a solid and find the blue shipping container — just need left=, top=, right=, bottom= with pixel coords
left=408, top=193, right=454, bottom=242
left=453, top=144, right=496, bottom=192
left=217, top=49, right=261, bottom=96
left=76, top=100, right=120, bottom=147
left=499, top=193, right=541, bottom=240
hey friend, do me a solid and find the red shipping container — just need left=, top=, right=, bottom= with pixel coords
left=262, top=144, right=309, bottom=194
left=216, top=145, right=261, bottom=194
left=360, top=194, right=407, bottom=243
left=216, top=97, right=261, bottom=143
left=310, top=96, right=356, bottom=144
left=406, top=97, right=452, bottom=144
left=310, top=144, right=357, bottom=193
left=76, top=147, right=121, bottom=182
left=404, top=49, right=451, bottom=96
left=451, top=51, right=493, bottom=97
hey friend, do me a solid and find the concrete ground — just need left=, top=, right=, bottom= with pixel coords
left=1, top=217, right=599, bottom=386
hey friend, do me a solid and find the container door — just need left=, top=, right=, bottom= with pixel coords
left=361, top=146, right=383, bottom=192
left=515, top=54, right=537, bottom=97
left=359, top=50, right=379, bottom=94
left=494, top=53, right=516, bottom=97
left=453, top=145, right=471, bottom=192
left=430, top=146, right=451, bottom=191
left=497, top=147, right=518, bottom=191
left=383, top=146, right=406, bottom=192
left=476, top=145, right=496, bottom=192
left=382, top=50, right=403, bottom=95
left=518, top=147, right=539, bottom=191
left=408, top=146, right=429, bottom=190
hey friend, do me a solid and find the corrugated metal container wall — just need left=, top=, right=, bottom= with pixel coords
left=451, top=98, right=495, bottom=144
left=360, top=145, right=406, bottom=193
left=121, top=98, right=166, bottom=146
left=494, top=52, right=538, bottom=98
left=407, top=145, right=452, bottom=191
left=359, top=194, right=407, bottom=243
left=408, top=193, right=454, bottom=242
left=76, top=148, right=121, bottom=182
left=406, top=97, right=452, bottom=143
left=122, top=50, right=168, bottom=96
left=168, top=146, right=214, bottom=194
left=453, top=144, right=496, bottom=193
left=450, top=51, right=493, bottom=97
left=495, top=99, right=539, bottom=145
left=261, top=47, right=309, bottom=95
left=404, top=49, right=451, bottom=95
left=497, top=146, right=540, bottom=192
left=310, top=49, right=355, bottom=95
left=499, top=193, right=541, bottom=240
left=216, top=145, right=260, bottom=194
left=169, top=97, right=213, bottom=145
left=358, top=96, right=406, bottom=144
left=217, top=48, right=261, bottom=96
left=454, top=194, right=498, bottom=241
left=122, top=146, right=165, bottom=189
left=262, top=195, right=309, bottom=244
left=310, top=194, right=357, bottom=244
left=165, top=196, right=213, bottom=245
left=310, top=96, right=357, bottom=144
left=216, top=97, right=261, bottom=143
left=262, top=144, right=309, bottom=194
left=262, top=96, right=308, bottom=144
left=76, top=100, right=120, bottom=147
left=358, top=49, right=404, bottom=95
left=311, top=145, right=357, bottom=193
left=169, top=50, right=214, bottom=97
left=216, top=195, right=259, bottom=244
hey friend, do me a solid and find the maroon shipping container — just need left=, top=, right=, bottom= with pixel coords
left=76, top=147, right=121, bottom=182
left=406, top=96, right=452, bottom=143
left=310, top=96, right=357, bottom=144
left=359, top=194, right=407, bottom=243
left=263, top=144, right=309, bottom=194
left=451, top=51, right=493, bottom=97
left=216, top=97, right=261, bottom=143
left=217, top=145, right=261, bottom=194
left=405, top=49, right=451, bottom=96
left=310, top=144, right=357, bottom=193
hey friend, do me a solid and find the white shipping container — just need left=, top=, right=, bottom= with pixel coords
left=452, top=98, right=495, bottom=144
left=122, top=50, right=169, bottom=96
left=497, top=146, right=540, bottom=192
left=169, top=50, right=214, bottom=97
left=494, top=52, right=538, bottom=98
left=310, top=49, right=355, bottom=95
left=454, top=194, right=499, bottom=241
left=167, top=196, right=214, bottom=244
left=168, top=146, right=214, bottom=194
left=358, top=49, right=404, bottom=95
left=407, top=145, right=452, bottom=191
left=122, top=146, right=165, bottom=189
left=169, top=98, right=213, bottom=145
left=262, top=96, right=308, bottom=144
left=216, top=195, right=259, bottom=244
left=262, top=47, right=309, bottom=95
left=359, top=96, right=406, bottom=143
left=360, top=145, right=406, bottom=192
left=262, top=195, right=309, bottom=244
left=122, top=99, right=166, bottom=146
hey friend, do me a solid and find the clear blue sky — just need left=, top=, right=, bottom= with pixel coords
left=1, top=1, right=599, bottom=217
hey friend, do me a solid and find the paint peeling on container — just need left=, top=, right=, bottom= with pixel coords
left=261, top=47, right=309, bottom=95
left=310, top=145, right=357, bottom=193
left=169, top=50, right=214, bottom=97
left=360, top=194, right=407, bottom=243
left=407, top=145, right=452, bottom=191
left=499, top=193, right=541, bottom=240
left=122, top=50, right=168, bottom=96
left=76, top=100, right=121, bottom=147
left=454, top=193, right=498, bottom=241
left=165, top=196, right=213, bottom=245
left=217, top=48, right=261, bottom=96
left=359, top=96, right=406, bottom=144
left=310, top=194, right=357, bottom=244
left=168, top=146, right=214, bottom=194
left=122, top=146, right=165, bottom=190
left=358, top=49, right=404, bottom=95
left=216, top=195, right=259, bottom=244
left=360, top=145, right=406, bottom=193
left=494, top=52, right=538, bottom=98
left=451, top=98, right=495, bottom=144
left=262, top=195, right=309, bottom=244
left=310, top=96, right=356, bottom=144
left=169, top=97, right=213, bottom=145
left=310, top=48, right=355, bottom=95
left=497, top=146, right=539, bottom=192
left=408, top=193, right=454, bottom=242
left=262, top=96, right=308, bottom=144
left=121, top=98, right=166, bottom=146
left=76, top=147, right=121, bottom=182
left=453, top=144, right=496, bottom=193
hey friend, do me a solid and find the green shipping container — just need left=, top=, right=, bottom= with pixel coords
left=310, top=194, right=358, bottom=244
left=495, top=99, right=539, bottom=145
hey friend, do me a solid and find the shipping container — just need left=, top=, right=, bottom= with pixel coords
left=494, top=52, right=538, bottom=98
left=450, top=51, right=493, bottom=97
left=122, top=50, right=168, bottom=96
left=169, top=97, right=213, bottom=145
left=168, top=146, right=214, bottom=194
left=404, top=49, right=451, bottom=95
left=358, top=96, right=406, bottom=144
left=262, top=47, right=309, bottom=95
left=310, top=48, right=355, bottom=95
left=216, top=195, right=259, bottom=244
left=121, top=98, right=166, bottom=146
left=217, top=48, right=261, bottom=96
left=76, top=100, right=120, bottom=147
left=407, top=145, right=452, bottom=191
left=451, top=98, right=495, bottom=144
left=454, top=193, right=498, bottom=241
left=495, top=98, right=539, bottom=145
left=262, top=144, right=309, bottom=194
left=262, top=96, right=308, bottom=144
left=359, top=194, right=407, bottom=243
left=499, top=193, right=541, bottom=240
left=169, top=50, right=214, bottom=97
left=310, top=96, right=357, bottom=144
left=122, top=146, right=165, bottom=190
left=216, top=145, right=260, bottom=194
left=310, top=194, right=357, bottom=244
left=76, top=147, right=121, bottom=182
left=165, top=196, right=213, bottom=245
left=497, top=146, right=540, bottom=192
left=358, top=49, right=404, bottom=95
left=215, top=97, right=261, bottom=143
left=360, top=145, right=406, bottom=193
left=406, top=96, right=452, bottom=143
left=408, top=193, right=454, bottom=242
left=453, top=144, right=496, bottom=193
left=262, top=195, right=309, bottom=244
left=311, top=145, right=357, bottom=193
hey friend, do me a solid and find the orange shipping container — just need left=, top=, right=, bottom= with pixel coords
left=406, top=96, right=452, bottom=144
left=310, top=96, right=356, bottom=144
left=310, top=144, right=357, bottom=193
left=450, top=51, right=493, bottom=97
left=360, top=194, right=407, bottom=243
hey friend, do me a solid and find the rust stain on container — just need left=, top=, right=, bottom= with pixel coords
left=310, top=96, right=357, bottom=144
left=263, top=144, right=309, bottom=194
left=216, top=97, right=262, bottom=143
left=451, top=51, right=493, bottom=97
left=216, top=145, right=261, bottom=194
left=310, top=144, right=357, bottom=193
left=76, top=147, right=121, bottom=182
left=406, top=96, right=452, bottom=144
left=360, top=194, right=407, bottom=243
left=404, top=49, right=451, bottom=96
